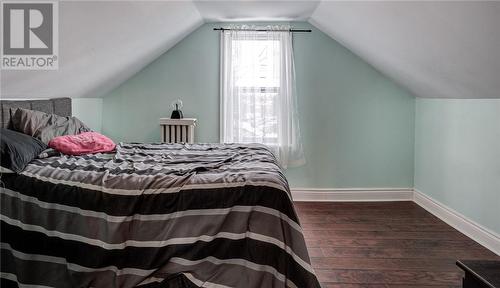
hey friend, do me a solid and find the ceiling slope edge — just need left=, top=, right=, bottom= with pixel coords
left=1, top=1, right=204, bottom=99
left=308, top=1, right=500, bottom=99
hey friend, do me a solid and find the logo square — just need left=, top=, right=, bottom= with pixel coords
left=1, top=1, right=59, bottom=70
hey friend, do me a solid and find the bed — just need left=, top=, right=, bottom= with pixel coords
left=0, top=98, right=321, bottom=288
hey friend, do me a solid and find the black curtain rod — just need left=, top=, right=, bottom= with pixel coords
left=213, top=28, right=311, bottom=33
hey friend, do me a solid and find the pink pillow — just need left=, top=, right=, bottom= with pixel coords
left=49, top=132, right=116, bottom=155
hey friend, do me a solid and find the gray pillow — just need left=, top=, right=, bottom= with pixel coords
left=11, top=108, right=91, bottom=144
left=1, top=128, right=47, bottom=173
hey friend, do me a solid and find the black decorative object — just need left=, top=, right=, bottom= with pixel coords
left=457, top=260, right=500, bottom=288
left=170, top=99, right=184, bottom=119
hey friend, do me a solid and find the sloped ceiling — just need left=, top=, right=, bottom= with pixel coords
left=310, top=1, right=500, bottom=99
left=2, top=1, right=499, bottom=99
left=194, top=0, right=320, bottom=22
left=1, top=1, right=203, bottom=99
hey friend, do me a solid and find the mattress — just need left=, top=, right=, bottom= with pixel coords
left=0, top=142, right=320, bottom=288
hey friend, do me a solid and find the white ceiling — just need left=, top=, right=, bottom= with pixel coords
left=2, top=1, right=499, bottom=99
left=310, top=1, right=500, bottom=99
left=1, top=1, right=203, bottom=99
left=194, top=0, right=320, bottom=22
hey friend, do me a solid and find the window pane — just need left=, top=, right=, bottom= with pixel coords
left=231, top=39, right=281, bottom=145
left=236, top=89, right=279, bottom=144
left=232, top=40, right=280, bottom=88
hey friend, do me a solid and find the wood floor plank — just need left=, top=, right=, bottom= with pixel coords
left=311, top=257, right=461, bottom=272
left=318, top=247, right=498, bottom=260
left=302, top=223, right=455, bottom=232
left=303, top=230, right=471, bottom=240
left=295, top=201, right=500, bottom=287
left=305, top=238, right=478, bottom=249
left=299, top=215, right=444, bottom=225
left=315, top=269, right=463, bottom=285
left=321, top=284, right=458, bottom=288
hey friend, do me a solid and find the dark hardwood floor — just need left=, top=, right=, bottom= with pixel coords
left=294, top=201, right=500, bottom=288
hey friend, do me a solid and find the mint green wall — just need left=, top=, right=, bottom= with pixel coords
left=102, top=22, right=415, bottom=188
left=415, top=99, right=500, bottom=233
left=72, top=98, right=103, bottom=132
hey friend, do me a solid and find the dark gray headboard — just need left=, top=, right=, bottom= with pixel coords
left=0, top=98, right=72, bottom=128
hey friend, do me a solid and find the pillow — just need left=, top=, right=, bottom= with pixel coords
left=37, top=148, right=61, bottom=159
left=11, top=108, right=91, bottom=144
left=49, top=132, right=116, bottom=156
left=0, top=167, right=14, bottom=173
left=1, top=128, right=47, bottom=173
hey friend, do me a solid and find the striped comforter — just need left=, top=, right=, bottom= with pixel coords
left=1, top=143, right=320, bottom=288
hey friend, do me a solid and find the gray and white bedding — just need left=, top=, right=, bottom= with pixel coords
left=0, top=142, right=320, bottom=288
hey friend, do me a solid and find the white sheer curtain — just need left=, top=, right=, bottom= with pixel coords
left=220, top=25, right=305, bottom=168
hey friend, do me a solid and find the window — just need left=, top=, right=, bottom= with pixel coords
left=232, top=37, right=281, bottom=145
left=220, top=27, right=305, bottom=168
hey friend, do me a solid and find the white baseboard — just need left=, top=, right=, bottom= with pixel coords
left=291, top=187, right=500, bottom=256
left=291, top=188, right=414, bottom=202
left=413, top=189, right=500, bottom=256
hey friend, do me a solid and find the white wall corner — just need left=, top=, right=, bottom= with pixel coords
left=413, top=189, right=500, bottom=256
